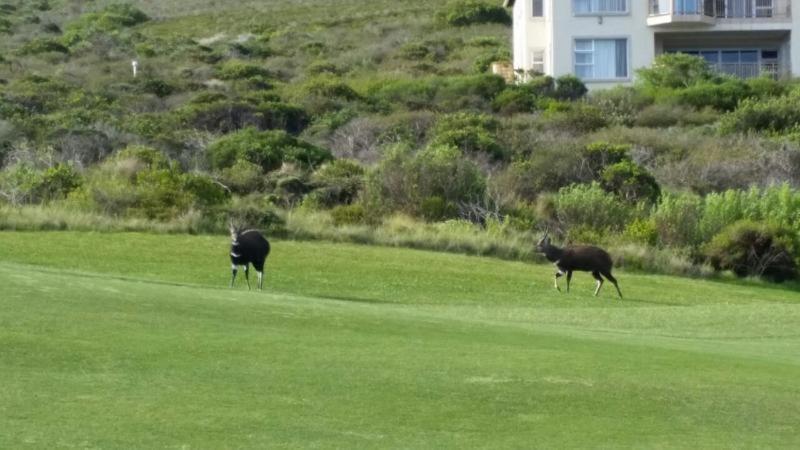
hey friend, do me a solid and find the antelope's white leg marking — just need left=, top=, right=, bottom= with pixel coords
left=594, top=279, right=603, bottom=296
left=230, top=252, right=241, bottom=258
left=231, top=263, right=237, bottom=270
left=554, top=270, right=564, bottom=291
left=257, top=271, right=263, bottom=290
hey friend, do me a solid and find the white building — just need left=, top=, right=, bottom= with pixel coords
left=504, top=0, right=800, bottom=88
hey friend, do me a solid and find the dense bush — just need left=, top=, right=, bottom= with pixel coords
left=704, top=220, right=798, bottom=282
left=430, top=112, right=505, bottom=159
left=366, top=144, right=485, bottom=218
left=637, top=53, right=714, bottom=90
left=542, top=102, right=608, bottom=133
left=601, top=160, right=660, bottom=204
left=62, top=3, right=149, bottom=48
left=554, top=183, right=632, bottom=233
left=309, top=159, right=365, bottom=207
left=216, top=60, right=272, bottom=80
left=208, top=127, right=332, bottom=173
left=553, top=75, right=588, bottom=101
left=369, top=74, right=506, bottom=112
left=438, top=0, right=511, bottom=26
left=651, top=192, right=703, bottom=247
left=179, top=100, right=309, bottom=134
left=719, top=93, right=800, bottom=135
left=676, top=79, right=750, bottom=112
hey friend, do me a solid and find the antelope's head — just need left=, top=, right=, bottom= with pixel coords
left=228, top=220, right=242, bottom=246
left=535, top=232, right=551, bottom=252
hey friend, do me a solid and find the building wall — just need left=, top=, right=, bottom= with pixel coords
left=549, top=0, right=655, bottom=88
left=511, top=0, right=798, bottom=88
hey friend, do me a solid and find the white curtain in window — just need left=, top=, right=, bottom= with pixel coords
left=594, top=40, right=617, bottom=79
left=574, top=0, right=591, bottom=13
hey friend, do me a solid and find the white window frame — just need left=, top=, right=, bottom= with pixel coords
left=531, top=49, right=546, bottom=74
left=573, top=37, right=630, bottom=81
left=573, top=0, right=629, bottom=15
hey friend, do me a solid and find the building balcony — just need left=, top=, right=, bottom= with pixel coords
left=713, top=62, right=781, bottom=79
left=648, top=0, right=791, bottom=27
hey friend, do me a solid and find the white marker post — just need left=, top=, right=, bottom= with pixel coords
left=131, top=60, right=139, bottom=78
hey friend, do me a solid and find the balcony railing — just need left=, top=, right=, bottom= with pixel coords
left=712, top=62, right=780, bottom=79
left=649, top=0, right=790, bottom=19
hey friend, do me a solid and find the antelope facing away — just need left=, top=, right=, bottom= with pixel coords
left=229, top=222, right=271, bottom=290
left=535, top=232, right=622, bottom=298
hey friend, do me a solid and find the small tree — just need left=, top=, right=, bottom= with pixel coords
left=637, top=53, right=714, bottom=89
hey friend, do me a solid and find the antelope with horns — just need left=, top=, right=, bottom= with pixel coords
left=229, top=222, right=271, bottom=290
left=535, top=232, right=622, bottom=298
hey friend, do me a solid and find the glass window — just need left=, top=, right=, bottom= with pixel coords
left=573, top=0, right=627, bottom=14
left=531, top=50, right=545, bottom=74
left=574, top=39, right=627, bottom=80
left=721, top=51, right=740, bottom=63
left=740, top=51, right=758, bottom=63
left=762, top=50, right=779, bottom=60
left=533, top=0, right=544, bottom=16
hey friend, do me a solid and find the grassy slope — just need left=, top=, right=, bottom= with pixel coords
left=1, top=231, right=799, bottom=448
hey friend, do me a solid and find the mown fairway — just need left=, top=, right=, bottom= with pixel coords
left=1, top=232, right=799, bottom=448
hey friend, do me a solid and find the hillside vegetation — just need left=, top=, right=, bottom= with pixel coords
left=1, top=232, right=799, bottom=447
left=1, top=0, right=800, bottom=281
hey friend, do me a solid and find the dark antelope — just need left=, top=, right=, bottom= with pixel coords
left=535, top=232, right=622, bottom=298
left=229, top=222, right=271, bottom=290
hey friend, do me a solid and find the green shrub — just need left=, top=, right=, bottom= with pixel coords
left=420, top=196, right=458, bottom=221
left=698, top=184, right=800, bottom=242
left=553, top=75, right=587, bottom=101
left=62, top=3, right=149, bottom=47
left=589, top=86, right=653, bottom=126
left=366, top=144, right=485, bottom=216
left=438, top=0, right=511, bottom=26
left=208, top=127, right=332, bottom=173
left=580, top=142, right=630, bottom=179
left=493, top=143, right=583, bottom=201
left=310, top=159, right=365, bottom=207
left=542, top=102, right=608, bottom=133
left=704, top=220, right=798, bottom=282
left=623, top=218, right=658, bottom=246
left=218, top=160, right=264, bottom=194
left=216, top=60, right=272, bottom=80
left=368, top=74, right=505, bottom=112
left=676, top=79, right=750, bottom=112
left=492, top=77, right=554, bottom=115
left=137, top=78, right=174, bottom=98
left=430, top=112, right=505, bottom=160
left=601, top=160, right=660, bottom=204
left=179, top=100, right=309, bottom=134
left=746, top=76, right=786, bottom=98
left=651, top=192, right=703, bottom=247
left=554, top=182, right=632, bottom=233
left=719, top=94, right=800, bottom=134
left=330, top=203, right=367, bottom=225
left=17, top=37, right=69, bottom=55
left=31, top=163, right=82, bottom=202
left=225, top=195, right=285, bottom=233
left=637, top=53, right=714, bottom=90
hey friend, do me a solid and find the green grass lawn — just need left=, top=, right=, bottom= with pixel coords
left=1, top=231, right=799, bottom=448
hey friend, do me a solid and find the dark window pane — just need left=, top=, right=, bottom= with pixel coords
left=762, top=50, right=779, bottom=59
left=721, top=51, right=739, bottom=63
left=740, top=51, right=758, bottom=63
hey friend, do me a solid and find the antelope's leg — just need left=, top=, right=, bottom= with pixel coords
left=554, top=270, right=563, bottom=291
left=592, top=271, right=604, bottom=296
left=257, top=271, right=263, bottom=291
left=244, top=266, right=251, bottom=291
left=230, top=264, right=238, bottom=288
left=566, top=271, right=573, bottom=293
